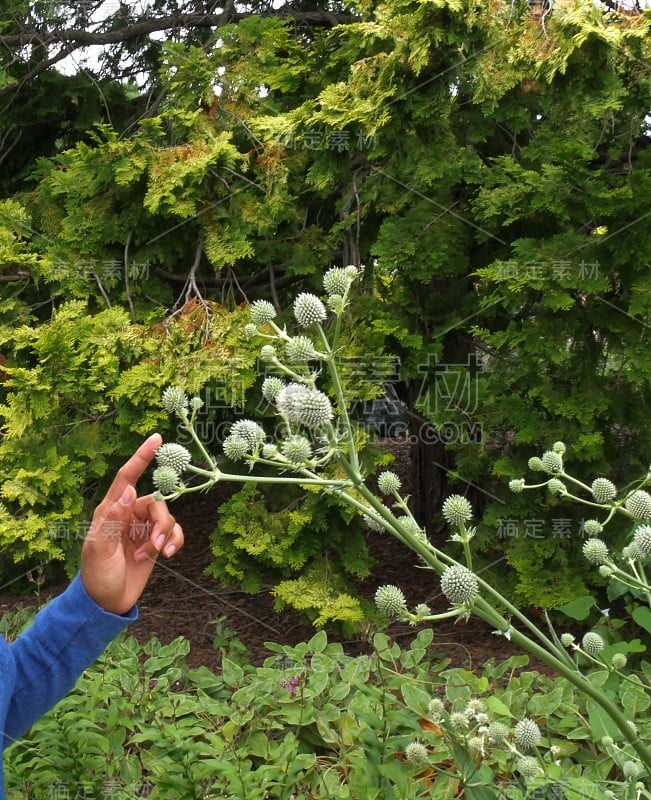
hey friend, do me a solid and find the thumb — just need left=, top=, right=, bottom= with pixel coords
left=90, top=484, right=137, bottom=554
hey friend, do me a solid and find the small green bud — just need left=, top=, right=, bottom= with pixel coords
left=327, top=294, right=344, bottom=312
left=323, top=267, right=351, bottom=296
left=601, top=736, right=614, bottom=747
left=599, top=564, right=614, bottom=577
left=528, top=456, right=544, bottom=472
left=623, top=542, right=644, bottom=561
left=156, top=443, right=192, bottom=474
left=623, top=761, right=642, bottom=780
left=285, top=335, right=319, bottom=363
left=261, top=376, right=284, bottom=403
left=414, top=603, right=431, bottom=620
left=374, top=584, right=407, bottom=617
left=262, top=443, right=279, bottom=459
left=487, top=721, right=509, bottom=742
left=398, top=516, right=426, bottom=540
left=161, top=386, right=188, bottom=415
left=281, top=435, right=312, bottom=465
left=427, top=697, right=445, bottom=722
left=552, top=441, right=566, bottom=454
left=582, top=538, right=609, bottom=565
left=230, top=419, right=265, bottom=451
left=244, top=322, right=258, bottom=339
left=189, top=396, right=203, bottom=412
left=560, top=633, right=575, bottom=647
left=250, top=300, right=276, bottom=325
left=260, top=344, right=277, bottom=362
left=583, top=519, right=603, bottom=536
left=509, top=478, right=525, bottom=493
left=516, top=756, right=543, bottom=778
left=152, top=465, right=179, bottom=495
left=547, top=478, right=566, bottom=496
left=611, top=652, right=627, bottom=670
left=223, top=435, right=249, bottom=462
left=581, top=631, right=605, bottom=655
left=541, top=450, right=563, bottom=473
left=449, top=711, right=469, bottom=729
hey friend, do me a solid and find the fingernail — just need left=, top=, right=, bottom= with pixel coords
left=119, top=486, right=133, bottom=506
left=135, top=551, right=150, bottom=562
left=164, top=544, right=176, bottom=558
left=153, top=532, right=166, bottom=551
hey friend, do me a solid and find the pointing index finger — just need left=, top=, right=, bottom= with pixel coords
left=104, top=433, right=162, bottom=504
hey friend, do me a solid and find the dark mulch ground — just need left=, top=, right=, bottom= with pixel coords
left=0, top=508, right=550, bottom=677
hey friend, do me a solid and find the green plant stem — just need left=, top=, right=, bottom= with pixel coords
left=178, top=408, right=217, bottom=470
left=185, top=464, right=351, bottom=489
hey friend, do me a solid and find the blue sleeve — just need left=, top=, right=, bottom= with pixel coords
left=3, top=574, right=137, bottom=745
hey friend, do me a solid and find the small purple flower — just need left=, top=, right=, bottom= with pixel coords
left=281, top=674, right=302, bottom=697
left=149, top=680, right=158, bottom=691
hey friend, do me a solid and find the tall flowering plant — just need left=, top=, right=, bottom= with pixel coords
left=152, top=268, right=651, bottom=789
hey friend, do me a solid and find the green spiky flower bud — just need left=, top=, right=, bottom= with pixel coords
left=189, top=396, right=204, bottom=412
left=162, top=386, right=189, bottom=415
left=404, top=741, right=429, bottom=768
left=547, top=478, right=566, bottom=496
left=323, top=267, right=351, bottom=296
left=327, top=294, right=344, bottom=313
left=156, top=443, right=192, bottom=474
left=374, top=584, right=407, bottom=617
left=599, top=565, right=614, bottom=578
left=414, top=603, right=431, bottom=620
left=591, top=478, right=617, bottom=504
left=541, top=450, right=563, bottom=473
left=244, top=323, right=258, bottom=339
left=363, top=506, right=391, bottom=532
left=230, top=419, right=265, bottom=451
left=152, top=465, right=179, bottom=495
left=223, top=435, right=249, bottom=462
left=560, top=633, right=575, bottom=647
left=449, top=711, right=469, bottom=730
left=285, top=335, right=319, bottom=363
left=281, top=435, right=312, bottom=465
left=398, top=516, right=426, bottom=541
left=440, top=565, right=479, bottom=605
left=633, top=524, right=651, bottom=556
left=345, top=265, right=359, bottom=279
left=583, top=519, right=603, bottom=537
left=261, top=376, right=284, bottom=403
left=516, top=756, right=542, bottom=778
left=528, top=456, right=545, bottom=472
left=581, top=631, right=605, bottom=655
left=623, top=542, right=644, bottom=561
left=623, top=761, right=642, bottom=780
left=442, top=495, right=473, bottom=526
left=260, top=344, right=277, bottom=362
left=293, top=293, right=327, bottom=327
left=582, top=538, right=609, bottom=565
left=378, top=471, right=401, bottom=494
left=514, top=718, right=541, bottom=750
left=262, top=443, right=279, bottom=459
left=487, top=721, right=509, bottom=742
left=509, top=478, right=525, bottom=493
left=625, top=490, right=651, bottom=521
left=293, top=389, right=334, bottom=429
left=552, top=441, right=566, bottom=454
left=427, top=698, right=445, bottom=722
left=611, top=653, right=627, bottom=670
left=250, top=300, right=276, bottom=325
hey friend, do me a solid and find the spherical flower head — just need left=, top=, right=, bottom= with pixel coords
left=623, top=761, right=642, bottom=780
left=414, top=603, right=431, bottom=621
left=345, top=264, right=360, bottom=279
left=404, top=741, right=429, bottom=768
left=223, top=435, right=249, bottom=462
left=552, top=441, right=566, bottom=455
left=244, top=323, right=258, bottom=339
left=230, top=419, right=265, bottom=451
left=633, top=525, right=651, bottom=556
left=189, top=396, right=204, bottom=412
left=528, top=456, right=545, bottom=472
left=427, top=698, right=446, bottom=722
left=487, top=721, right=509, bottom=742
left=611, top=652, right=627, bottom=670
left=449, top=711, right=469, bottom=730
left=591, top=478, right=617, bottom=504
left=623, top=542, right=644, bottom=561
left=293, top=388, right=334, bottom=429
left=560, top=633, right=575, bottom=647
left=262, top=443, right=279, bottom=459
left=547, top=478, right=566, bottom=496
left=152, top=465, right=179, bottom=495
left=541, top=450, right=563, bottom=473
left=442, top=495, right=473, bottom=526
left=250, top=299, right=277, bottom=325
left=601, top=736, right=614, bottom=748
left=582, top=631, right=605, bottom=655
left=276, top=382, right=309, bottom=423
left=599, top=564, right=614, bottom=578
left=374, top=584, right=407, bottom=617
left=398, top=516, right=426, bottom=541
left=509, top=478, right=525, bottom=494
left=281, top=434, right=312, bottom=465
left=156, top=443, right=192, bottom=474
left=327, top=294, right=344, bottom=313
left=440, top=565, right=479, bottom=605
left=467, top=737, right=484, bottom=755
left=625, top=490, right=651, bottom=521
left=514, top=718, right=541, bottom=750
left=293, top=293, right=327, bottom=327
left=261, top=376, right=284, bottom=403
left=583, top=519, right=603, bottom=537
left=162, top=386, right=188, bottom=415
left=285, top=335, right=319, bottom=364
left=516, top=756, right=542, bottom=779
left=323, top=267, right=352, bottom=297
left=465, top=698, right=486, bottom=717
left=378, top=471, right=401, bottom=495
left=583, top=538, right=609, bottom=565
left=260, top=344, right=277, bottom=362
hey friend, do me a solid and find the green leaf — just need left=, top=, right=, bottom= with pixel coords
left=557, top=596, right=596, bottom=621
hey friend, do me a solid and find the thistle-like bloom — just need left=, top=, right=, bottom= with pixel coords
left=440, top=565, right=479, bottom=605
left=514, top=718, right=541, bottom=750
left=293, top=389, right=334, bottom=429
left=156, top=443, right=192, bottom=474
left=591, top=478, right=617, bottom=504
left=487, top=721, right=509, bottom=742
left=250, top=299, right=277, bottom=325
left=541, top=450, right=563, bottom=473
left=398, top=516, right=426, bottom=541
left=623, top=542, right=644, bottom=561
left=223, top=435, right=249, bottom=462
left=413, top=603, right=431, bottom=621
left=260, top=345, right=277, bottom=362
left=327, top=294, right=344, bottom=313
left=611, top=652, right=627, bottom=670
left=285, top=335, right=319, bottom=363
left=323, top=267, right=352, bottom=296
left=427, top=698, right=445, bottom=722
left=404, top=741, right=429, bottom=768
left=262, top=443, right=279, bottom=459
left=374, top=584, right=407, bottom=617
left=449, top=712, right=469, bottom=730
left=276, top=382, right=310, bottom=424
left=560, top=633, right=575, bottom=647
left=162, top=386, right=188, bottom=415
left=230, top=419, right=265, bottom=451
left=261, top=376, right=284, bottom=403
left=528, top=456, right=544, bottom=472
left=583, top=519, right=603, bottom=537
left=623, top=761, right=642, bottom=780
left=625, top=490, right=651, bottom=521
left=189, top=396, right=204, bottom=412
left=515, top=756, right=542, bottom=778
left=363, top=504, right=391, bottom=532
left=583, top=538, right=609, bottom=565
left=378, top=471, right=401, bottom=494
left=547, top=478, right=566, bottom=496
left=509, top=478, right=525, bottom=493
left=293, top=293, right=327, bottom=327
left=152, top=465, right=179, bottom=495
left=244, top=323, right=258, bottom=339
left=633, top=525, right=651, bottom=556
left=581, top=631, right=605, bottom=655
left=552, top=441, right=566, bottom=454
left=281, top=435, right=312, bottom=465
left=442, top=495, right=473, bottom=526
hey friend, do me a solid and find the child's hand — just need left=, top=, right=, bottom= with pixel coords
left=80, top=433, right=184, bottom=615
